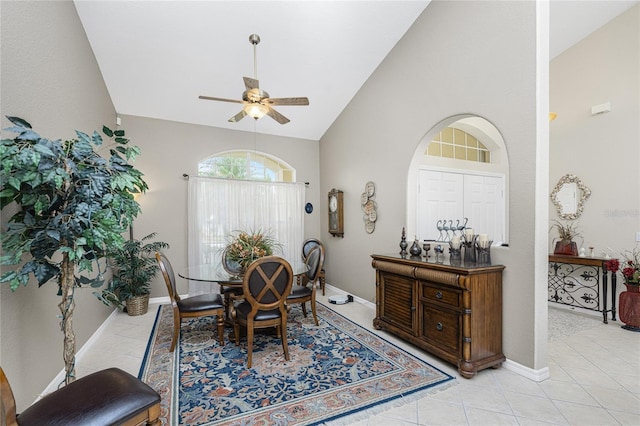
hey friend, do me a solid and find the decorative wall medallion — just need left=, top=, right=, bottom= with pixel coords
left=361, top=181, right=377, bottom=234
left=305, top=202, right=313, bottom=214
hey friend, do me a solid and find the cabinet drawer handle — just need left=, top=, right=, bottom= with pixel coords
left=435, top=291, right=443, bottom=299
left=436, top=322, right=443, bottom=331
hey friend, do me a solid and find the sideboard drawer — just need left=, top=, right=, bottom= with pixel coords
left=421, top=284, right=460, bottom=308
left=421, top=306, right=460, bottom=354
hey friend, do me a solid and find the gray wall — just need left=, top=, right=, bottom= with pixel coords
left=119, top=115, right=320, bottom=299
left=550, top=5, right=640, bottom=258
left=318, top=1, right=545, bottom=370
left=0, top=0, right=116, bottom=410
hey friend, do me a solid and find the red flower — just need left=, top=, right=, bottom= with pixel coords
left=622, top=266, right=635, bottom=280
left=604, top=259, right=619, bottom=273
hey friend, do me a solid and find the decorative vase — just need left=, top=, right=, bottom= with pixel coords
left=409, top=238, right=422, bottom=257
left=619, top=283, right=640, bottom=332
left=463, top=235, right=477, bottom=263
left=222, top=247, right=246, bottom=277
left=554, top=239, right=579, bottom=256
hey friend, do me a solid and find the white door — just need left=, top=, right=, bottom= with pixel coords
left=417, top=170, right=463, bottom=240
left=417, top=169, right=505, bottom=243
left=464, top=174, right=505, bottom=243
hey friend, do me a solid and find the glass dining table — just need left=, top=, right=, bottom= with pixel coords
left=178, top=260, right=308, bottom=323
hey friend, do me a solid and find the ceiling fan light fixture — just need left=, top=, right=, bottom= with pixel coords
left=199, top=34, right=308, bottom=125
left=245, top=103, right=268, bottom=119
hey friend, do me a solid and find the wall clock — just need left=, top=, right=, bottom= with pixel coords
left=328, top=188, right=344, bottom=238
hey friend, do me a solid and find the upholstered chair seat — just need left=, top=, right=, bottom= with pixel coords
left=2, top=367, right=161, bottom=426
left=177, top=293, right=224, bottom=313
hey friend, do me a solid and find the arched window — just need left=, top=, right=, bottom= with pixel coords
left=426, top=127, right=491, bottom=163
left=198, top=150, right=295, bottom=182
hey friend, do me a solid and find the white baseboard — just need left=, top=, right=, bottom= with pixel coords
left=40, top=297, right=169, bottom=400
left=40, top=307, right=121, bottom=400
left=502, top=359, right=550, bottom=382
left=324, top=283, right=376, bottom=310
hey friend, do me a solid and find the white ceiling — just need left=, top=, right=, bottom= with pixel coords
left=74, top=0, right=638, bottom=141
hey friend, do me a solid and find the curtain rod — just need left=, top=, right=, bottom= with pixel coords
left=182, top=173, right=309, bottom=186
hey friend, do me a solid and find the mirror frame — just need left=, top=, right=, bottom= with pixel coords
left=551, top=174, right=591, bottom=220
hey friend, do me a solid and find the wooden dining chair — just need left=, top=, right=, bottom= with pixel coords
left=232, top=256, right=293, bottom=368
left=155, top=252, right=225, bottom=351
left=300, top=238, right=327, bottom=295
left=288, top=245, right=324, bottom=326
left=1, top=366, right=161, bottom=426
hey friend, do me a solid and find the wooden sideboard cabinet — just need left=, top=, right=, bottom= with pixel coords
left=371, top=254, right=505, bottom=378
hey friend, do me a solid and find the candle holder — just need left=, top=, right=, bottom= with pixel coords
left=422, top=241, right=432, bottom=258
left=434, top=244, right=445, bottom=263
left=399, top=227, right=408, bottom=256
left=475, top=240, right=493, bottom=265
left=449, top=247, right=462, bottom=262
left=462, top=234, right=477, bottom=264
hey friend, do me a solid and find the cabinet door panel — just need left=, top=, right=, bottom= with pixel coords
left=422, top=306, right=460, bottom=354
left=381, top=274, right=415, bottom=333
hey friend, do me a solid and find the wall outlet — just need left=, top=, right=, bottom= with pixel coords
left=636, top=231, right=640, bottom=242
left=591, top=101, right=611, bottom=115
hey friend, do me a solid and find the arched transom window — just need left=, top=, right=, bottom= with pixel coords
left=426, top=127, right=491, bottom=163
left=198, top=150, right=295, bottom=182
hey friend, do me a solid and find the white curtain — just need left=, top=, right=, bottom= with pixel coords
left=188, top=176, right=305, bottom=295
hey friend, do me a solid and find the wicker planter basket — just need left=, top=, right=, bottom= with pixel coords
left=126, top=295, right=149, bottom=316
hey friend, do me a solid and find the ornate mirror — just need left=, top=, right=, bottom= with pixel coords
left=551, top=174, right=591, bottom=220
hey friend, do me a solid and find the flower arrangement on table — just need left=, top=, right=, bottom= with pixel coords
left=604, top=247, right=640, bottom=286
left=223, top=229, right=281, bottom=271
left=550, top=220, right=582, bottom=256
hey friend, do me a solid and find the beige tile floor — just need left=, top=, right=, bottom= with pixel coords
left=76, top=287, right=640, bottom=426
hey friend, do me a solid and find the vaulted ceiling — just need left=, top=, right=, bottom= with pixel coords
left=74, top=0, right=638, bottom=141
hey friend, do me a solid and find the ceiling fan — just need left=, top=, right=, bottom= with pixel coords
left=199, top=34, right=309, bottom=125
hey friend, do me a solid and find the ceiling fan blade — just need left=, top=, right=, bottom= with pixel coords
left=267, top=97, right=309, bottom=106
left=266, top=107, right=290, bottom=125
left=243, top=77, right=259, bottom=90
left=228, top=109, right=248, bottom=123
left=199, top=95, right=243, bottom=104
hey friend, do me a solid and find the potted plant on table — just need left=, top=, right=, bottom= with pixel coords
left=96, top=233, right=169, bottom=315
left=550, top=220, right=581, bottom=256
left=605, top=248, right=640, bottom=331
left=222, top=229, right=280, bottom=276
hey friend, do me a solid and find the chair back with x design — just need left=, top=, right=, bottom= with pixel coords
left=233, top=256, right=293, bottom=367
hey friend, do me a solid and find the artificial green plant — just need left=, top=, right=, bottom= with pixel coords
left=0, top=116, right=147, bottom=385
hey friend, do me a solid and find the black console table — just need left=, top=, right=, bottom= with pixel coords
left=548, top=254, right=617, bottom=323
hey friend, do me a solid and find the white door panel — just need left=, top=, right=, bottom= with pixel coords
left=418, top=169, right=505, bottom=243
left=418, top=170, right=463, bottom=240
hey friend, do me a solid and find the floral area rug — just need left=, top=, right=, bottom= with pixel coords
left=139, top=302, right=454, bottom=425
